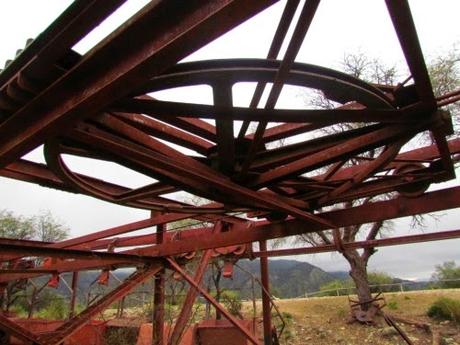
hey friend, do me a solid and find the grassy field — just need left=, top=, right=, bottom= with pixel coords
left=103, top=289, right=460, bottom=344
left=260, top=289, right=460, bottom=345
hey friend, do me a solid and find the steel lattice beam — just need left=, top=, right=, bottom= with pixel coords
left=0, top=0, right=279, bottom=167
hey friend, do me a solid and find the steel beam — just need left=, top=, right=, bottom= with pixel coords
left=0, top=0, right=126, bottom=90
left=2, top=186, right=460, bottom=284
left=240, top=0, right=321, bottom=176
left=0, top=259, right=131, bottom=284
left=238, top=0, right=301, bottom=139
left=0, top=241, right=159, bottom=264
left=38, top=212, right=194, bottom=249
left=385, top=0, right=435, bottom=104
left=114, top=98, right=406, bottom=124
left=6, top=185, right=454, bottom=283
left=254, top=229, right=460, bottom=258
left=153, top=223, right=165, bottom=345
left=69, top=272, right=79, bottom=319
left=0, top=313, right=44, bottom=345
left=213, top=82, right=235, bottom=174
left=112, top=112, right=212, bottom=155
left=0, top=0, right=279, bottom=168
left=129, top=186, right=460, bottom=258
left=252, top=123, right=423, bottom=187
left=71, top=123, right=335, bottom=226
left=260, top=240, right=272, bottom=345
left=326, top=138, right=460, bottom=182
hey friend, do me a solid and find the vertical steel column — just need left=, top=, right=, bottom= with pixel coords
left=69, top=271, right=78, bottom=319
left=153, top=223, right=165, bottom=345
left=259, top=240, right=272, bottom=345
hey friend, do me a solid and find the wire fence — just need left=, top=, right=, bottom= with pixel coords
left=299, top=278, right=460, bottom=299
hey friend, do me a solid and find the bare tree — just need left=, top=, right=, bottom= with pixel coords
left=297, top=51, right=459, bottom=317
left=428, top=47, right=460, bottom=132
left=33, top=210, right=68, bottom=243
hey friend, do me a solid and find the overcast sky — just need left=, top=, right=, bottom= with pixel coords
left=0, top=0, right=459, bottom=280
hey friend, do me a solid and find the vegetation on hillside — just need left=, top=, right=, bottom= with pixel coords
left=427, top=297, right=460, bottom=324
left=318, top=271, right=397, bottom=296
left=432, top=261, right=460, bottom=289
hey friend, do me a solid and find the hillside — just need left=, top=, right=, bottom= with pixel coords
left=221, top=259, right=341, bottom=298
left=45, top=259, right=343, bottom=301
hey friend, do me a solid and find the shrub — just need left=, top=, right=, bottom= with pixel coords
left=142, top=302, right=154, bottom=318
left=221, top=290, right=242, bottom=317
left=427, top=297, right=460, bottom=323
left=432, top=261, right=460, bottom=289
left=10, top=305, right=27, bottom=318
left=387, top=300, right=398, bottom=310
left=36, top=298, right=68, bottom=320
left=318, top=280, right=354, bottom=296
left=142, top=302, right=180, bottom=323
left=336, top=307, right=346, bottom=317
left=273, top=311, right=295, bottom=342
left=105, top=327, right=139, bottom=345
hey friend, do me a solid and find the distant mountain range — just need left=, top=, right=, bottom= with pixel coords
left=44, top=259, right=430, bottom=301
left=220, top=259, right=343, bottom=298
left=48, top=259, right=346, bottom=300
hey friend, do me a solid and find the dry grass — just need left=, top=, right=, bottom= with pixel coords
left=103, top=290, right=460, bottom=344
left=258, top=289, right=460, bottom=345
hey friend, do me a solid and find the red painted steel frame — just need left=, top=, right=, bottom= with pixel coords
left=39, top=265, right=161, bottom=345
left=0, top=0, right=279, bottom=167
left=153, top=223, right=166, bottom=345
left=260, top=240, right=272, bottom=345
left=0, top=313, right=44, bottom=345
left=254, top=229, right=460, bottom=258
left=1, top=1, right=459, bottom=344
left=167, top=258, right=261, bottom=345
left=168, top=249, right=213, bottom=345
left=1, top=186, right=460, bottom=285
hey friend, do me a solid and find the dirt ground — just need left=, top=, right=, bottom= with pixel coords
left=265, top=289, right=460, bottom=345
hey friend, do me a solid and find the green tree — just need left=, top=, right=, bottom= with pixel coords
left=432, top=261, right=460, bottom=289
left=0, top=210, right=35, bottom=240
left=0, top=209, right=69, bottom=242
left=367, top=271, right=393, bottom=286
left=221, top=290, right=243, bottom=318
left=0, top=210, right=70, bottom=314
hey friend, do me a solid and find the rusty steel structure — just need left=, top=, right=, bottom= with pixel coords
left=1, top=1, right=460, bottom=344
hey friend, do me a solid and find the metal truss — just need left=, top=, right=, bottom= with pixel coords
left=1, top=1, right=460, bottom=344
